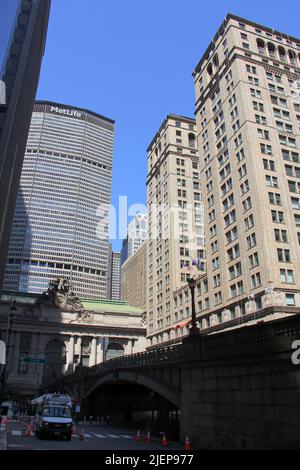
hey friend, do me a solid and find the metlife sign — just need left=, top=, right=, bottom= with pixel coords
left=49, top=105, right=83, bottom=119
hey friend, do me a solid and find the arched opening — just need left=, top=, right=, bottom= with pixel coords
left=267, top=42, right=276, bottom=58
left=257, top=38, right=265, bottom=54
left=105, top=342, right=124, bottom=361
left=213, top=54, right=219, bottom=68
left=278, top=46, right=286, bottom=62
left=288, top=49, right=296, bottom=65
left=207, top=63, right=213, bottom=77
left=43, top=339, right=66, bottom=386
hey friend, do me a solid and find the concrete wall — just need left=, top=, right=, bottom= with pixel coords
left=180, top=315, right=300, bottom=449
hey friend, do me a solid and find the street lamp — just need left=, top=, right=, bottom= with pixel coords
left=188, top=277, right=200, bottom=336
left=0, top=300, right=17, bottom=401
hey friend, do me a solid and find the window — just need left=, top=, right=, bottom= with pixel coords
left=251, top=272, right=262, bottom=289
left=249, top=252, right=259, bottom=269
left=269, top=192, right=282, bottom=205
left=286, top=294, right=295, bottom=306
left=274, top=229, right=288, bottom=242
left=257, top=128, right=270, bottom=140
left=291, top=197, right=300, bottom=210
left=295, top=214, right=300, bottom=227
left=271, top=210, right=285, bottom=223
left=261, top=143, right=273, bottom=155
left=265, top=175, right=279, bottom=188
left=280, top=269, right=294, bottom=284
left=263, top=159, right=276, bottom=171
left=277, top=249, right=291, bottom=263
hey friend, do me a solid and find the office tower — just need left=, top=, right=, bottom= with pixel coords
left=189, top=15, right=300, bottom=332
left=107, top=246, right=121, bottom=301
left=4, top=101, right=115, bottom=299
left=120, top=236, right=128, bottom=266
left=146, top=115, right=205, bottom=346
left=121, top=241, right=147, bottom=310
left=127, top=213, right=148, bottom=259
left=0, top=0, right=51, bottom=292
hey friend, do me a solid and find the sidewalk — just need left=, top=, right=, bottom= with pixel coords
left=0, top=429, right=7, bottom=451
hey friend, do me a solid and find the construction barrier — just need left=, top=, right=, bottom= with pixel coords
left=161, top=432, right=168, bottom=447
left=184, top=435, right=192, bottom=450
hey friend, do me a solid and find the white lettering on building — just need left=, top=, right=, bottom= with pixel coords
left=50, top=106, right=82, bottom=118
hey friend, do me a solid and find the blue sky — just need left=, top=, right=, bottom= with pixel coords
left=36, top=0, right=300, bottom=250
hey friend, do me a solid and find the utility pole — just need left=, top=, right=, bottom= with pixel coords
left=0, top=300, right=17, bottom=401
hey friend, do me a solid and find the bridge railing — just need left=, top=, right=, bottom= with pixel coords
left=86, top=344, right=183, bottom=377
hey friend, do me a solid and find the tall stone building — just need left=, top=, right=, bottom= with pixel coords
left=4, top=101, right=115, bottom=299
left=192, top=14, right=300, bottom=321
left=146, top=115, right=205, bottom=346
left=121, top=241, right=147, bottom=311
left=0, top=0, right=51, bottom=292
left=147, top=16, right=300, bottom=350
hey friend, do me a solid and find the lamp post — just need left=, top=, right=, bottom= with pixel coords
left=188, top=277, right=200, bottom=336
left=0, top=300, right=17, bottom=401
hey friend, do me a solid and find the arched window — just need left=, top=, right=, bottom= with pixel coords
left=188, top=133, right=196, bottom=148
left=257, top=38, right=265, bottom=54
left=105, top=342, right=124, bottom=361
left=278, top=46, right=286, bottom=62
left=267, top=43, right=276, bottom=58
left=288, top=49, right=296, bottom=65
left=213, top=54, right=219, bottom=68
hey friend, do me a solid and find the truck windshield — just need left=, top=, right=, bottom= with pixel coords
left=43, top=407, right=71, bottom=418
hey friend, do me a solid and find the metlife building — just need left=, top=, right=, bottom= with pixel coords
left=4, top=101, right=115, bottom=299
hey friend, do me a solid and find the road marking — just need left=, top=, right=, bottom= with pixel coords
left=106, top=434, right=120, bottom=438
left=83, top=433, right=93, bottom=438
left=11, top=431, right=22, bottom=436
left=93, top=434, right=107, bottom=438
left=121, top=435, right=133, bottom=439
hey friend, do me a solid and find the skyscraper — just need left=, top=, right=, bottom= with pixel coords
left=4, top=101, right=115, bottom=299
left=0, top=0, right=51, bottom=292
left=192, top=14, right=300, bottom=322
left=107, top=245, right=121, bottom=301
left=146, top=115, right=205, bottom=345
left=127, top=213, right=148, bottom=259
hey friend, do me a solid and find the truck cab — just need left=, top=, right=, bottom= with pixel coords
left=33, top=394, right=73, bottom=440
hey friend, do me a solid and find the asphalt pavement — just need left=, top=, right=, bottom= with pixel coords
left=5, top=419, right=183, bottom=451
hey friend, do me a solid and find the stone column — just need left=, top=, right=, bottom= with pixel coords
left=97, top=337, right=104, bottom=364
left=12, top=332, right=20, bottom=374
left=67, top=336, right=75, bottom=373
left=91, top=338, right=97, bottom=366
left=76, top=337, right=82, bottom=365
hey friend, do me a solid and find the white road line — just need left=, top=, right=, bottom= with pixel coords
left=83, top=433, right=93, bottom=438
left=106, top=434, right=120, bottom=439
left=121, top=435, right=134, bottom=439
left=11, top=431, right=22, bottom=436
left=93, top=434, right=107, bottom=438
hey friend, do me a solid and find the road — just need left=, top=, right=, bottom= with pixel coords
left=6, top=419, right=182, bottom=451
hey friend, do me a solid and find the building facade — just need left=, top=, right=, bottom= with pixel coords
left=146, top=115, right=205, bottom=346
left=4, top=101, right=115, bottom=299
left=0, top=286, right=146, bottom=396
left=146, top=15, right=300, bottom=350
left=120, top=236, right=128, bottom=266
left=121, top=241, right=147, bottom=311
left=127, top=213, right=148, bottom=259
left=107, top=246, right=121, bottom=301
left=0, top=0, right=51, bottom=292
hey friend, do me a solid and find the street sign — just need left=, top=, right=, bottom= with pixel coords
left=0, top=340, right=5, bottom=365
left=75, top=405, right=81, bottom=413
left=22, top=356, right=47, bottom=365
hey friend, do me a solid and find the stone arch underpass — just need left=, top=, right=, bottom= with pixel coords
left=84, top=370, right=180, bottom=408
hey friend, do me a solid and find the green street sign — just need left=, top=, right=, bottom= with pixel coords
left=22, top=356, right=47, bottom=365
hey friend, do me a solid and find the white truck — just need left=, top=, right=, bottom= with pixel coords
left=32, top=393, right=73, bottom=440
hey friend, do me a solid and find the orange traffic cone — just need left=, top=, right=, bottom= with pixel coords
left=184, top=436, right=192, bottom=450
left=161, top=432, right=167, bottom=447
left=135, top=430, right=142, bottom=441
left=145, top=431, right=151, bottom=443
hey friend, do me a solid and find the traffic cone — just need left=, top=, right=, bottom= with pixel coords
left=145, top=431, right=151, bottom=443
left=184, top=436, right=192, bottom=450
left=161, top=432, right=167, bottom=447
left=135, top=429, right=142, bottom=442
